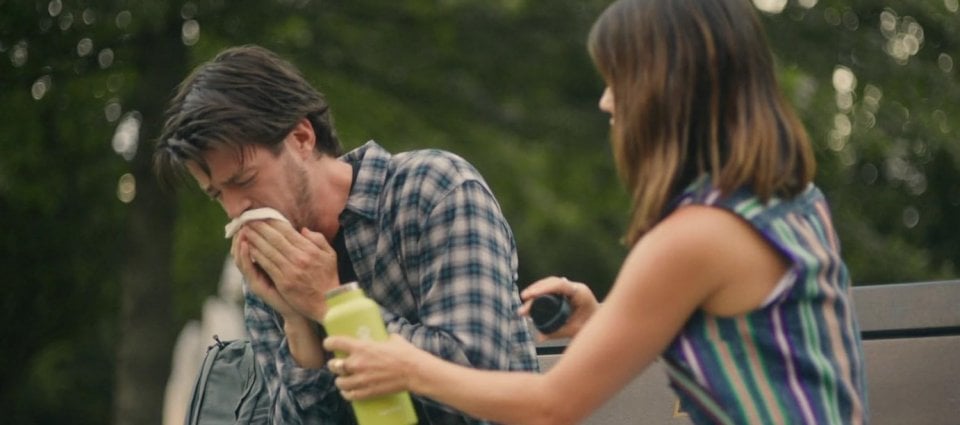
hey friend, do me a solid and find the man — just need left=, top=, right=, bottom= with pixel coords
left=154, top=45, right=539, bottom=424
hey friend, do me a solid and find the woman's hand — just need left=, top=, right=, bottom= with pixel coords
left=323, top=334, right=425, bottom=401
left=518, top=276, right=599, bottom=341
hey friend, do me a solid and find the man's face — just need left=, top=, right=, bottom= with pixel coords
left=185, top=140, right=317, bottom=232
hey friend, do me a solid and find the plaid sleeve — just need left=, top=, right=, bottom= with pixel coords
left=384, top=179, right=524, bottom=371
left=243, top=284, right=353, bottom=424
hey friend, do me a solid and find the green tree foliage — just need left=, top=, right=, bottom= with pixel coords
left=0, top=0, right=956, bottom=422
left=760, top=0, right=960, bottom=283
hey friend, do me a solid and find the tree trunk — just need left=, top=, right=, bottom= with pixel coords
left=112, top=16, right=187, bottom=425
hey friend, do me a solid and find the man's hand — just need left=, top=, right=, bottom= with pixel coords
left=239, top=220, right=340, bottom=322
left=231, top=226, right=302, bottom=320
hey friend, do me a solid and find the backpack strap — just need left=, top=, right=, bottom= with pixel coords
left=185, top=336, right=228, bottom=425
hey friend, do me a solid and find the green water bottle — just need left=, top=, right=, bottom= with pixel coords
left=323, top=282, right=418, bottom=425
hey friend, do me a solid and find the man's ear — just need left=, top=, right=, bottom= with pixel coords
left=286, top=117, right=316, bottom=158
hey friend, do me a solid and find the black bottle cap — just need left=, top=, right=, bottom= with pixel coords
left=530, top=293, right=572, bottom=334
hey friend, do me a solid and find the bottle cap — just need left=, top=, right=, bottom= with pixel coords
left=324, top=282, right=360, bottom=300
left=530, top=293, right=571, bottom=334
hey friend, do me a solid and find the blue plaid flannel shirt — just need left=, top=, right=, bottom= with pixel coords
left=244, top=141, right=540, bottom=424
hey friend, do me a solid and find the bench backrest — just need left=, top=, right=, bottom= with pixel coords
left=535, top=280, right=960, bottom=425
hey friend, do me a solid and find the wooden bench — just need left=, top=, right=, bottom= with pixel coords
left=535, top=280, right=960, bottom=424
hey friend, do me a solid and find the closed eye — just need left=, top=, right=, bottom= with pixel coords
left=234, top=175, right=255, bottom=187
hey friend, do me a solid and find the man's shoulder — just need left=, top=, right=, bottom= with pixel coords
left=347, top=141, right=477, bottom=176
left=348, top=141, right=496, bottom=211
left=394, top=147, right=477, bottom=174
left=381, top=146, right=487, bottom=191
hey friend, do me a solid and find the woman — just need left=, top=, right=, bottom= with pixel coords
left=323, top=0, right=868, bottom=423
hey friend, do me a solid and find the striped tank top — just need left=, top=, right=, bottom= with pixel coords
left=661, top=178, right=868, bottom=424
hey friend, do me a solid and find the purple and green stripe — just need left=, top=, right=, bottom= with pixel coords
left=662, top=179, right=867, bottom=424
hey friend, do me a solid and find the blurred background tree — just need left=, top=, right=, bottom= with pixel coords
left=0, top=0, right=956, bottom=423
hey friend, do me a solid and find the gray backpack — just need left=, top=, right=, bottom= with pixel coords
left=185, top=336, right=271, bottom=424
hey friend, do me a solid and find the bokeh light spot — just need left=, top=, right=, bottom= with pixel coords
left=48, top=0, right=63, bottom=17
left=946, top=0, right=959, bottom=13
left=104, top=99, right=122, bottom=122
left=10, top=40, right=28, bottom=67
left=82, top=8, right=96, bottom=25
left=117, top=173, right=136, bottom=203
left=115, top=10, right=132, bottom=30
left=938, top=53, right=954, bottom=73
left=77, top=38, right=93, bottom=56
left=112, top=112, right=141, bottom=161
left=182, top=20, right=200, bottom=46
left=902, top=206, right=920, bottom=229
left=98, top=48, right=114, bottom=69
left=31, top=75, right=52, bottom=100
left=752, top=0, right=787, bottom=14
left=59, top=12, right=74, bottom=31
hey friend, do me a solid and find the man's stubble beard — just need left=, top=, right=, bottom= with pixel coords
left=289, top=161, right=318, bottom=234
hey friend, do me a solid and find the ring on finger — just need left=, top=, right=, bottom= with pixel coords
left=331, top=358, right=346, bottom=375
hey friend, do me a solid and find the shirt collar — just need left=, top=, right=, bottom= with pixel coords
left=339, top=140, right=390, bottom=222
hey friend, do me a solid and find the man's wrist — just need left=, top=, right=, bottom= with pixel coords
left=311, top=281, right=339, bottom=322
left=282, top=317, right=328, bottom=369
left=282, top=314, right=315, bottom=333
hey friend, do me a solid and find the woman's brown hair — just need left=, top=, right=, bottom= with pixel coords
left=588, top=0, right=815, bottom=245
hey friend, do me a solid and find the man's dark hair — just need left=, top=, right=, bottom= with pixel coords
left=154, top=45, right=341, bottom=186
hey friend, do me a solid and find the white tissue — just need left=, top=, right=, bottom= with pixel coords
left=224, top=207, right=290, bottom=238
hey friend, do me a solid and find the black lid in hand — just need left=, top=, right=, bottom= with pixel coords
left=530, top=294, right=572, bottom=334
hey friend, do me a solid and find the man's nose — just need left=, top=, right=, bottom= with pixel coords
left=221, top=191, right=252, bottom=219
